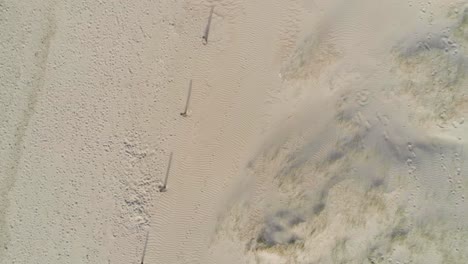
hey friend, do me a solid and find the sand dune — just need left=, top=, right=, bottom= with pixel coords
left=208, top=1, right=468, bottom=263
left=1, top=0, right=468, bottom=263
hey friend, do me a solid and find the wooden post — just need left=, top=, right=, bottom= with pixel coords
left=202, top=6, right=214, bottom=45
left=141, top=231, right=149, bottom=264
left=180, top=80, right=192, bottom=117
left=159, top=152, right=173, bottom=192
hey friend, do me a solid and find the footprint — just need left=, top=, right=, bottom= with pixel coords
left=355, top=89, right=370, bottom=106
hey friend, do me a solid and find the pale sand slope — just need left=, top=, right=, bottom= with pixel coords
left=2, top=0, right=468, bottom=264
left=1, top=1, right=186, bottom=262
left=0, top=0, right=301, bottom=263
left=208, top=0, right=468, bottom=264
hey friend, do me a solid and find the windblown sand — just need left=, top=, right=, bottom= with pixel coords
left=1, top=0, right=468, bottom=263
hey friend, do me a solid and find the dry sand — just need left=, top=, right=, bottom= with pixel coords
left=1, top=0, right=468, bottom=263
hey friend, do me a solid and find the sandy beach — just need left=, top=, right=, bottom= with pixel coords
left=1, top=0, right=468, bottom=263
